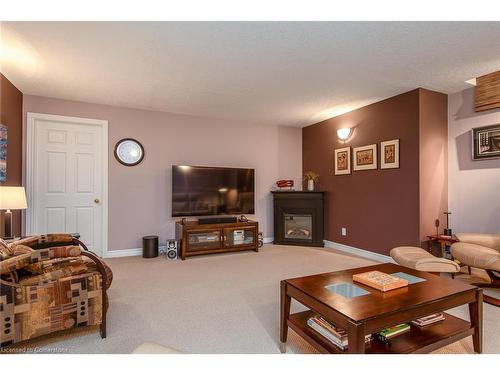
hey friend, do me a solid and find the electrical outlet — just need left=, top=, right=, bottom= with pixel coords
left=341, top=227, right=347, bottom=236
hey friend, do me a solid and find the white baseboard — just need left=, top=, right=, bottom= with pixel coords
left=106, top=238, right=275, bottom=258
left=105, top=239, right=391, bottom=262
left=106, top=245, right=166, bottom=258
left=263, top=237, right=274, bottom=244
left=105, top=248, right=142, bottom=258
left=323, top=240, right=395, bottom=264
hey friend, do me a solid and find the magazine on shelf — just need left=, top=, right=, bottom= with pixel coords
left=307, top=315, right=371, bottom=350
left=411, top=313, right=445, bottom=327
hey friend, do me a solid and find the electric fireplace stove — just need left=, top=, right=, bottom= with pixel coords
left=271, top=191, right=325, bottom=247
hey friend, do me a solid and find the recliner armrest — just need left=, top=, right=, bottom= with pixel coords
left=451, top=242, right=500, bottom=271
left=455, top=233, right=500, bottom=251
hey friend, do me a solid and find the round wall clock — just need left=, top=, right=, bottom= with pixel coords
left=114, top=138, right=145, bottom=166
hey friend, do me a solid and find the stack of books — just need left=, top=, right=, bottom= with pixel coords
left=373, top=323, right=411, bottom=343
left=411, top=313, right=445, bottom=327
left=307, top=315, right=371, bottom=351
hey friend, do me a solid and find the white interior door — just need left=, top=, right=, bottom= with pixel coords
left=27, top=113, right=108, bottom=256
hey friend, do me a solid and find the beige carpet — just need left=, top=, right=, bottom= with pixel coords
left=6, top=245, right=499, bottom=354
left=453, top=267, right=500, bottom=301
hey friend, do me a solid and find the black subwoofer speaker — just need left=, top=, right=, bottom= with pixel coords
left=143, top=236, right=159, bottom=258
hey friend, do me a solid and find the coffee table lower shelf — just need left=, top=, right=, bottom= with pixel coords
left=288, top=310, right=474, bottom=354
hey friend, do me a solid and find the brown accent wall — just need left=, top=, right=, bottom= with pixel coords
left=0, top=74, right=24, bottom=237
left=303, top=88, right=447, bottom=255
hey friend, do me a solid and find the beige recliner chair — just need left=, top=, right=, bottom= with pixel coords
left=451, top=233, right=500, bottom=307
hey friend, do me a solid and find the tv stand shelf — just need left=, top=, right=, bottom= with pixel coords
left=175, top=220, right=259, bottom=260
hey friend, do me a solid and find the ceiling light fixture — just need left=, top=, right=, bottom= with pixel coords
left=0, top=30, right=42, bottom=77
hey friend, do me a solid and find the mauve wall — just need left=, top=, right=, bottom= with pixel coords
left=0, top=74, right=23, bottom=237
left=448, top=88, right=500, bottom=234
left=303, top=90, right=421, bottom=255
left=419, top=90, right=448, bottom=241
left=23, top=95, right=302, bottom=251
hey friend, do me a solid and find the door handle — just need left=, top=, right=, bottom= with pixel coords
left=94, top=198, right=100, bottom=204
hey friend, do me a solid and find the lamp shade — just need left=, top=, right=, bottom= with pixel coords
left=0, top=186, right=28, bottom=210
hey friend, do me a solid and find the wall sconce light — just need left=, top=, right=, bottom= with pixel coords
left=337, top=128, right=352, bottom=141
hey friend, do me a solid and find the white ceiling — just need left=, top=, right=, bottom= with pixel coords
left=1, top=22, right=499, bottom=127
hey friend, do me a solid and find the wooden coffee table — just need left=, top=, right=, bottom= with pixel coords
left=280, top=263, right=482, bottom=354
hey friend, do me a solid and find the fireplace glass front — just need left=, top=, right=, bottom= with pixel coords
left=284, top=214, right=313, bottom=241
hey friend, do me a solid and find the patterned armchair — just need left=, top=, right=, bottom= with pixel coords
left=0, top=234, right=112, bottom=347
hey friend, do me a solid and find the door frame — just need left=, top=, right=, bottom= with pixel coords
left=26, top=112, right=109, bottom=257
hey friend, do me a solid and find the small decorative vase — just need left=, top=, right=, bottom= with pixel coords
left=307, top=179, right=314, bottom=191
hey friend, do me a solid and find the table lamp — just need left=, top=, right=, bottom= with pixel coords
left=0, top=186, right=27, bottom=239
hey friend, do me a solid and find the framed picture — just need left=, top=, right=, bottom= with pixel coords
left=353, top=144, right=377, bottom=171
left=472, top=124, right=500, bottom=160
left=0, top=124, right=7, bottom=182
left=380, top=139, right=400, bottom=169
left=334, top=146, right=351, bottom=175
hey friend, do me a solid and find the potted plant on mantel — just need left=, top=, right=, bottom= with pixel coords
left=303, top=171, right=319, bottom=191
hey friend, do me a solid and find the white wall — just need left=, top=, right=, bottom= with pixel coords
left=448, top=87, right=500, bottom=234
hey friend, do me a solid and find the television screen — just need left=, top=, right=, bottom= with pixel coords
left=171, top=165, right=255, bottom=217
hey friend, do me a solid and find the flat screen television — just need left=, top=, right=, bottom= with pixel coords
left=171, top=165, right=255, bottom=217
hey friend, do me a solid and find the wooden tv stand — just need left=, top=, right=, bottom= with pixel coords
left=175, top=219, right=259, bottom=260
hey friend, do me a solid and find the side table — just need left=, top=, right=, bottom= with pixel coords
left=427, top=234, right=458, bottom=257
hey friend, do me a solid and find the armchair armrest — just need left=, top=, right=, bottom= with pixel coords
left=72, top=238, right=113, bottom=290
left=74, top=238, right=112, bottom=337
left=1, top=233, right=83, bottom=275
left=0, top=245, right=81, bottom=275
